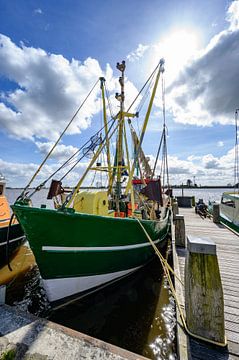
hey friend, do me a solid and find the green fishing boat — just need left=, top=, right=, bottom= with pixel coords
left=12, top=59, right=171, bottom=303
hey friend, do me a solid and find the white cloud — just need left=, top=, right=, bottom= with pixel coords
left=125, top=2, right=239, bottom=127
left=0, top=34, right=109, bottom=140
left=226, top=0, right=239, bottom=30
left=35, top=141, right=79, bottom=161
left=167, top=0, right=239, bottom=127
left=217, top=141, right=224, bottom=147
left=127, top=44, right=149, bottom=63
left=34, top=8, right=43, bottom=15
left=0, top=157, right=90, bottom=188
left=1, top=143, right=237, bottom=187
left=150, top=144, right=237, bottom=185
left=0, top=34, right=142, bottom=144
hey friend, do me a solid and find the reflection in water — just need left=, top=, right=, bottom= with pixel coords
left=49, top=250, right=177, bottom=360
left=2, top=232, right=177, bottom=359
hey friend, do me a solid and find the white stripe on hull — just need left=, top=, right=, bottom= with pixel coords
left=42, top=238, right=161, bottom=252
left=42, top=265, right=143, bottom=302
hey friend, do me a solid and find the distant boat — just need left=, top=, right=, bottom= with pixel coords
left=0, top=174, right=25, bottom=266
left=12, top=59, right=171, bottom=304
left=220, top=192, right=239, bottom=233
left=220, top=109, right=239, bottom=234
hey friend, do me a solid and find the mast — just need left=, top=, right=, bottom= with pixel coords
left=115, top=61, right=126, bottom=212
left=100, top=77, right=113, bottom=194
left=125, top=58, right=165, bottom=194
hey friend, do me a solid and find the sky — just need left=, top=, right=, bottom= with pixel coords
left=0, top=0, right=239, bottom=187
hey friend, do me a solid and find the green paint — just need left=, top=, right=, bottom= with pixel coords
left=220, top=216, right=239, bottom=233
left=12, top=204, right=171, bottom=280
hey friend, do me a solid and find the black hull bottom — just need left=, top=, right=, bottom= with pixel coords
left=0, top=223, right=26, bottom=266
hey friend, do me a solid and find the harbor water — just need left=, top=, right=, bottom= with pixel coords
left=6, top=187, right=227, bottom=207
left=1, top=188, right=227, bottom=359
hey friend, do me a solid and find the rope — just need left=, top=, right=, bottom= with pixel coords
left=126, top=62, right=160, bottom=113
left=21, top=78, right=100, bottom=195
left=151, top=74, right=170, bottom=191
left=60, top=119, right=117, bottom=183
left=62, top=116, right=122, bottom=208
left=6, top=246, right=30, bottom=289
left=134, top=216, right=227, bottom=347
left=133, top=215, right=182, bottom=283
left=136, top=71, right=156, bottom=114
left=27, top=77, right=115, bottom=197
left=28, top=117, right=115, bottom=198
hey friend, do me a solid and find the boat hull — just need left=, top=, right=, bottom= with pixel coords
left=220, top=215, right=239, bottom=233
left=0, top=223, right=26, bottom=266
left=12, top=204, right=170, bottom=302
left=220, top=192, right=239, bottom=234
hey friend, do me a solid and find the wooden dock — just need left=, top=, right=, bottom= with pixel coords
left=173, top=207, right=239, bottom=360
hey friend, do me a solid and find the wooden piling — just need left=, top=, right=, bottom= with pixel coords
left=184, top=235, right=225, bottom=345
left=213, top=203, right=220, bottom=224
left=172, top=200, right=179, bottom=220
left=175, top=214, right=186, bottom=247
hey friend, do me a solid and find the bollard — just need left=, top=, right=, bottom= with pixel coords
left=185, top=236, right=225, bottom=344
left=0, top=285, right=6, bottom=305
left=175, top=214, right=186, bottom=247
left=213, top=203, right=220, bottom=224
left=172, top=200, right=179, bottom=221
left=191, top=196, right=195, bottom=207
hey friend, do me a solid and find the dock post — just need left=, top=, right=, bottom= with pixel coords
left=0, top=285, right=6, bottom=305
left=213, top=203, right=220, bottom=224
left=185, top=236, right=225, bottom=344
left=172, top=200, right=179, bottom=220
left=175, top=214, right=186, bottom=247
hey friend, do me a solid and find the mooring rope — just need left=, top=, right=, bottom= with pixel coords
left=21, top=78, right=100, bottom=195
left=134, top=216, right=227, bottom=347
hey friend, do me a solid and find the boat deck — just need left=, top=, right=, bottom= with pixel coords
left=174, top=207, right=239, bottom=360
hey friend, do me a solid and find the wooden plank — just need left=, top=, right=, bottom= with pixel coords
left=225, top=321, right=239, bottom=335
left=225, top=305, right=239, bottom=316
left=223, top=289, right=239, bottom=298
left=224, top=312, right=239, bottom=324
left=175, top=207, right=239, bottom=359
left=226, top=329, right=239, bottom=345
left=227, top=340, right=239, bottom=356
left=224, top=299, right=239, bottom=310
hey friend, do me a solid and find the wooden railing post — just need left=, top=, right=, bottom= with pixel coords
left=175, top=214, right=186, bottom=247
left=213, top=203, right=220, bottom=224
left=185, top=236, right=225, bottom=344
left=172, top=200, right=179, bottom=221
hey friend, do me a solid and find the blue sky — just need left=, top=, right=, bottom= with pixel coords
left=0, top=0, right=239, bottom=187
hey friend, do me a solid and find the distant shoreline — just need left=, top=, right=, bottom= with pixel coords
left=171, top=186, right=235, bottom=189
left=6, top=185, right=235, bottom=190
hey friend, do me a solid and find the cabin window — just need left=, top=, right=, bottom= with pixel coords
left=221, top=196, right=235, bottom=207
left=0, top=185, right=3, bottom=195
